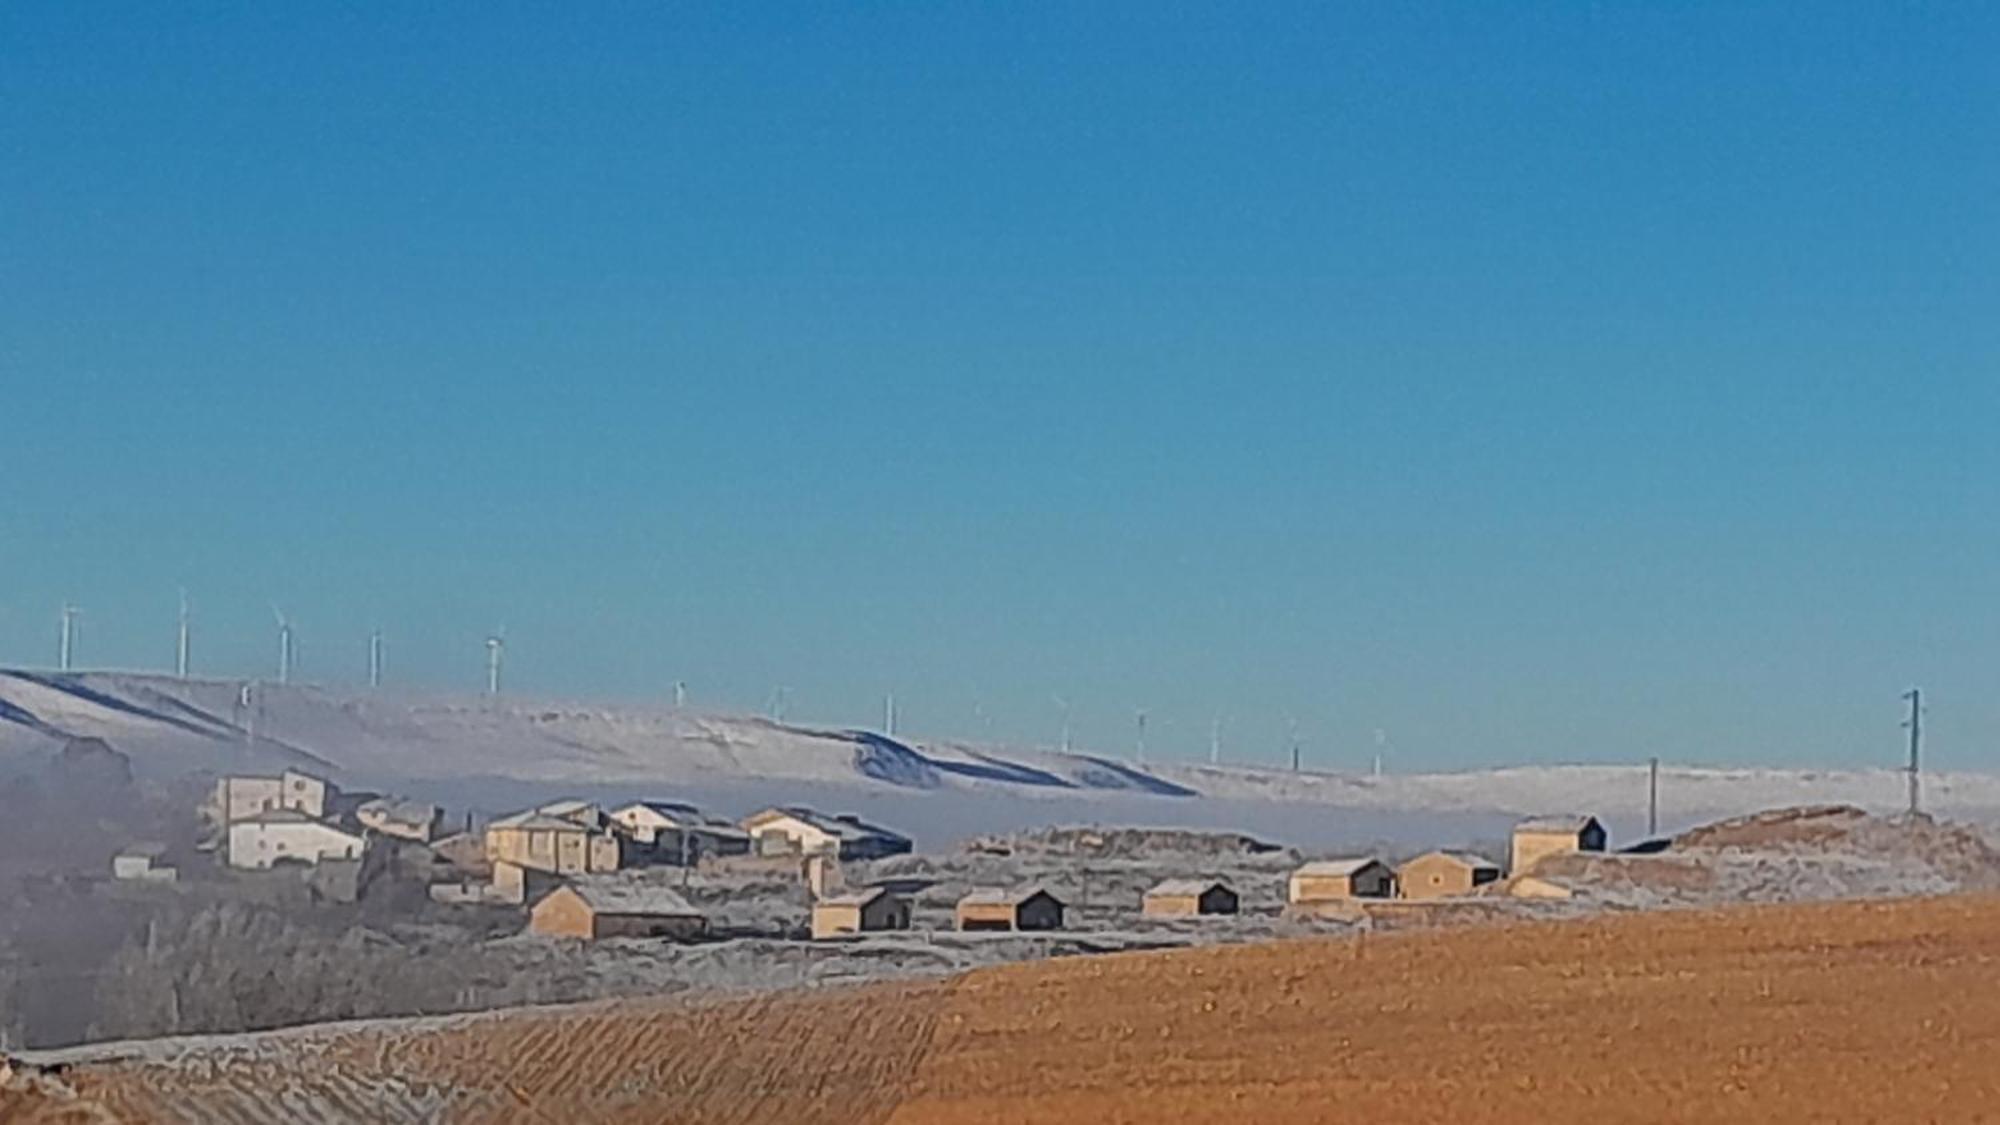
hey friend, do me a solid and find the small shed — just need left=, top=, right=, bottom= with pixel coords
left=1141, top=878, right=1239, bottom=917
left=811, top=887, right=912, bottom=939
left=529, top=881, right=707, bottom=941
left=956, top=887, right=1066, bottom=932
left=1288, top=858, right=1395, bottom=904
left=111, top=844, right=177, bottom=883
left=1510, top=815, right=1607, bottom=875
left=1396, top=851, right=1503, bottom=901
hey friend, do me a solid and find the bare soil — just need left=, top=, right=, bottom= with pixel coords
left=14, top=893, right=2000, bottom=1123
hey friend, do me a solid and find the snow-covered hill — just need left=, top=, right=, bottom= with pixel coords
left=2, top=669, right=1991, bottom=849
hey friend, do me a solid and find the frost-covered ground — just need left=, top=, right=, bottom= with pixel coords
left=2, top=669, right=1989, bottom=851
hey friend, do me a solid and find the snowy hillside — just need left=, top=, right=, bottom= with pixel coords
left=1, top=669, right=1991, bottom=848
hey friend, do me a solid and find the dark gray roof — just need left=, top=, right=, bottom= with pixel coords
left=1515, top=815, right=1602, bottom=834
left=1145, top=878, right=1232, bottom=898
left=560, top=880, right=702, bottom=917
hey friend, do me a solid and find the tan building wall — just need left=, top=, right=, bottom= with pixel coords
left=1142, top=887, right=1239, bottom=917
left=1289, top=865, right=1394, bottom=903
left=813, top=893, right=909, bottom=939
left=486, top=826, right=622, bottom=875
left=529, top=888, right=595, bottom=938
left=528, top=888, right=707, bottom=941
left=957, top=895, right=1063, bottom=932
left=227, top=821, right=364, bottom=870
left=1511, top=829, right=1602, bottom=875
left=748, top=816, right=840, bottom=857
left=1397, top=854, right=1500, bottom=901
left=214, top=772, right=331, bottom=824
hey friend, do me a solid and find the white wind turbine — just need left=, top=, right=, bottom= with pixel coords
left=57, top=603, right=81, bottom=671
left=272, top=605, right=295, bottom=685
left=485, top=629, right=506, bottom=696
left=176, top=589, right=192, bottom=679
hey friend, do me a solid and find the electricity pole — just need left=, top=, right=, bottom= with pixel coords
left=1647, top=756, right=1660, bottom=837
left=1903, top=688, right=1923, bottom=816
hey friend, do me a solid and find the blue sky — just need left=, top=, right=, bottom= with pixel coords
left=1, top=5, right=1995, bottom=770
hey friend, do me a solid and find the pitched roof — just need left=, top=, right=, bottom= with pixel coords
left=1514, top=815, right=1601, bottom=834
left=559, top=880, right=702, bottom=917
left=1146, top=878, right=1232, bottom=898
left=1403, top=850, right=1502, bottom=871
left=489, top=810, right=593, bottom=832
left=614, top=800, right=747, bottom=835
left=234, top=809, right=365, bottom=839
left=1292, top=858, right=1383, bottom=878
left=358, top=797, right=439, bottom=829
left=743, top=806, right=909, bottom=844
left=958, top=886, right=1063, bottom=908
left=817, top=887, right=893, bottom=907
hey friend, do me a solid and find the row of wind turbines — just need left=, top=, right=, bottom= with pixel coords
left=46, top=595, right=509, bottom=697
left=42, top=600, right=1381, bottom=772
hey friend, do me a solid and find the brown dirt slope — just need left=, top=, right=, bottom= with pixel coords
left=14, top=895, right=2000, bottom=1124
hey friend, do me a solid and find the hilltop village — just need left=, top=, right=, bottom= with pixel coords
left=184, top=766, right=1610, bottom=942
left=8, top=730, right=1998, bottom=1054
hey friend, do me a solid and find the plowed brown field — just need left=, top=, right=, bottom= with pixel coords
left=16, top=895, right=2000, bottom=1123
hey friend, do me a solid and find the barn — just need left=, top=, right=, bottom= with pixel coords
left=1510, top=815, right=1607, bottom=875
left=811, top=887, right=912, bottom=939
left=1141, top=879, right=1240, bottom=917
left=1288, top=858, right=1395, bottom=904
left=528, top=881, right=707, bottom=942
left=956, top=887, right=1066, bottom=932
left=1396, top=851, right=1503, bottom=900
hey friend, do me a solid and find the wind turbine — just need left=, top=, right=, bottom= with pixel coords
left=1210, top=713, right=1224, bottom=765
left=272, top=606, right=294, bottom=685
left=1134, top=708, right=1148, bottom=765
left=368, top=629, right=384, bottom=689
left=1372, top=728, right=1389, bottom=777
left=485, top=630, right=506, bottom=696
left=673, top=680, right=687, bottom=708
left=175, top=589, right=192, bottom=679
left=57, top=603, right=80, bottom=671
left=884, top=692, right=897, bottom=737
left=1052, top=695, right=1072, bottom=754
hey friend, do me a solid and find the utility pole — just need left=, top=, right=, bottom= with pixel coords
left=1647, top=756, right=1660, bottom=837
left=241, top=681, right=259, bottom=751
left=1903, top=688, right=1923, bottom=816
left=1134, top=709, right=1147, bottom=765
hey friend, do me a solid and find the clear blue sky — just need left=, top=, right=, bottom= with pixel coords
left=2, top=4, right=1994, bottom=771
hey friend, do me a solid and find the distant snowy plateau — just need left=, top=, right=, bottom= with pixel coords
left=2, top=669, right=1990, bottom=850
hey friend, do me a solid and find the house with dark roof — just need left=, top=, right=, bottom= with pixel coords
left=1510, top=815, right=1607, bottom=874
left=1396, top=851, right=1503, bottom=900
left=1288, top=858, right=1396, bottom=904
left=740, top=806, right=912, bottom=861
left=811, top=886, right=912, bottom=939
left=955, top=886, right=1065, bottom=932
left=528, top=880, right=707, bottom=941
left=1142, top=878, right=1240, bottom=917
left=611, top=800, right=752, bottom=862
